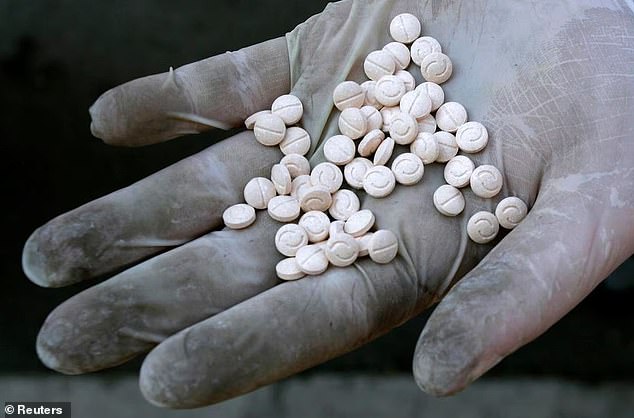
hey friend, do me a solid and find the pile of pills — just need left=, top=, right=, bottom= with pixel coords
left=223, top=13, right=529, bottom=280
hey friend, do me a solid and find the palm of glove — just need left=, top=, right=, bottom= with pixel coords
left=22, top=0, right=633, bottom=409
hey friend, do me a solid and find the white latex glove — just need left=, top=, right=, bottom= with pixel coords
left=22, top=0, right=634, bottom=409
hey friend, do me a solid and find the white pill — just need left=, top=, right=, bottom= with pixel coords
left=361, top=81, right=382, bottom=109
left=420, top=52, right=453, bottom=84
left=344, top=157, right=373, bottom=189
left=339, top=107, right=367, bottom=139
left=222, top=203, right=256, bottom=229
left=380, top=106, right=400, bottom=132
left=456, top=121, right=489, bottom=153
left=356, top=232, right=374, bottom=257
left=389, top=112, right=418, bottom=145
left=364, top=50, right=396, bottom=81
left=299, top=185, right=333, bottom=212
left=495, top=196, right=528, bottom=229
left=383, top=41, right=411, bottom=70
left=364, top=165, right=396, bottom=198
left=276, top=257, right=306, bottom=281
left=275, top=223, right=309, bottom=257
left=417, top=82, right=444, bottom=111
left=390, top=13, right=421, bottom=44
left=433, top=131, right=459, bottom=163
left=360, top=106, right=383, bottom=131
left=368, top=229, right=399, bottom=264
left=470, top=165, right=503, bottom=198
left=295, top=244, right=329, bottom=275
left=325, top=232, right=360, bottom=267
left=344, top=209, right=375, bottom=237
left=417, top=114, right=437, bottom=134
left=329, top=189, right=360, bottom=221
left=444, top=155, right=475, bottom=188
left=433, top=184, right=465, bottom=216
left=375, top=75, right=407, bottom=107
left=329, top=220, right=346, bottom=237
left=394, top=69, right=416, bottom=92
left=279, top=127, right=311, bottom=156
left=253, top=113, right=286, bottom=146
left=358, top=129, right=385, bottom=157
left=410, top=36, right=442, bottom=66
left=410, top=132, right=439, bottom=164
left=271, top=94, right=303, bottom=125
left=400, top=89, right=432, bottom=119
left=373, top=136, right=395, bottom=166
left=244, top=177, right=276, bottom=209
left=311, top=162, right=343, bottom=193
left=244, top=110, right=271, bottom=130
left=271, top=163, right=292, bottom=195
left=324, top=135, right=356, bottom=165
left=436, top=102, right=467, bottom=133
left=267, top=195, right=300, bottom=222
left=280, top=154, right=310, bottom=179
left=299, top=211, right=331, bottom=242
left=467, top=211, right=500, bottom=244
left=290, top=174, right=311, bottom=198
left=333, top=81, right=365, bottom=111
left=391, top=152, right=424, bottom=185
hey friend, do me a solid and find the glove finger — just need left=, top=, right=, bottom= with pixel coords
left=413, top=181, right=634, bottom=397
left=22, top=131, right=282, bottom=288
left=89, top=37, right=289, bottom=146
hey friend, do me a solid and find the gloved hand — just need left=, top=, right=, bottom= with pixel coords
left=22, top=0, right=634, bottom=409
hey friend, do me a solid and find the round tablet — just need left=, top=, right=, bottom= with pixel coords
left=364, top=50, right=396, bottom=81
left=299, top=185, right=333, bottom=212
left=416, top=114, right=437, bottom=134
left=325, top=233, right=360, bottom=267
left=410, top=132, right=439, bottom=164
left=417, top=82, right=444, bottom=111
left=223, top=203, right=256, bottom=229
left=339, top=107, right=368, bottom=139
left=333, top=81, right=365, bottom=111
left=295, top=245, right=329, bottom=275
left=253, top=113, right=286, bottom=146
left=467, top=211, right=500, bottom=244
left=394, top=69, right=416, bottom=92
left=356, top=232, right=374, bottom=257
left=391, top=152, right=424, bottom=185
left=368, top=230, right=399, bottom=264
left=470, top=165, right=503, bottom=198
left=280, top=154, right=311, bottom=178
left=400, top=89, right=432, bottom=119
left=344, top=157, right=373, bottom=189
left=444, top=155, right=475, bottom=188
left=358, top=129, right=385, bottom=157
left=390, top=13, right=421, bottom=44
left=271, top=94, right=303, bottom=125
left=389, top=112, right=418, bottom=145
left=276, top=258, right=306, bottom=281
left=275, top=223, right=309, bottom=257
left=360, top=106, right=383, bottom=131
left=324, top=135, right=356, bottom=165
left=373, top=136, right=395, bottom=166
left=290, top=174, right=311, bottom=198
left=380, top=106, right=400, bottom=132
left=495, top=196, right=528, bottom=229
left=364, top=165, right=396, bottom=198
left=244, top=110, right=271, bottom=130
left=420, top=52, right=453, bottom=84
left=344, top=209, right=375, bottom=237
left=383, top=41, right=411, bottom=70
left=329, top=220, right=345, bottom=237
left=375, top=75, right=407, bottom=107
left=311, top=162, right=343, bottom=193
left=271, top=163, right=292, bottom=195
left=436, top=102, right=467, bottom=133
left=267, top=195, right=300, bottom=222
left=244, top=177, right=276, bottom=209
left=299, top=211, right=331, bottom=242
left=361, top=81, right=381, bottom=109
left=329, top=189, right=360, bottom=221
left=410, top=36, right=442, bottom=66
left=456, top=121, right=489, bottom=153
left=433, top=131, right=459, bottom=163
left=279, top=127, right=311, bottom=156
left=433, top=184, right=465, bottom=216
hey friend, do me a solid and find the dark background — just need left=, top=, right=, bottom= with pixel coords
left=1, top=0, right=633, bottom=383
